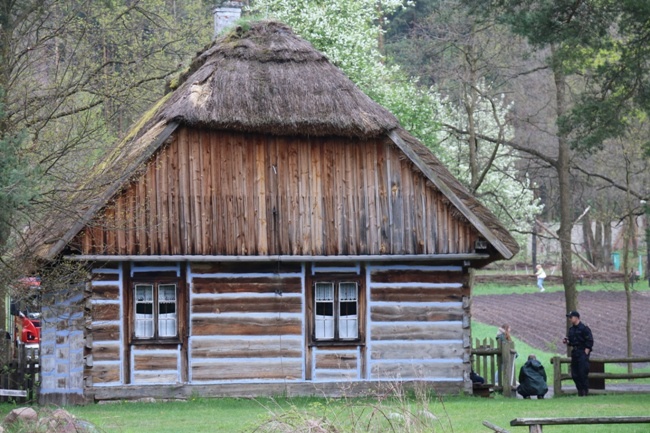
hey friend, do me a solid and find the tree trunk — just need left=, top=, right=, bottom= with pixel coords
left=551, top=47, right=577, bottom=346
left=623, top=212, right=634, bottom=375
left=631, top=218, right=638, bottom=257
left=532, top=222, right=538, bottom=267
left=465, top=45, right=480, bottom=192
left=594, top=220, right=604, bottom=269
left=623, top=148, right=634, bottom=376
left=604, top=222, right=612, bottom=271
left=582, top=212, right=594, bottom=264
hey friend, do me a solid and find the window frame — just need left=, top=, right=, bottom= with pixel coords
left=130, top=278, right=181, bottom=344
left=309, top=274, right=364, bottom=346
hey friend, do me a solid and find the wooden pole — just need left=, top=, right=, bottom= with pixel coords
left=501, top=341, right=515, bottom=397
left=552, top=356, right=563, bottom=396
left=482, top=420, right=511, bottom=433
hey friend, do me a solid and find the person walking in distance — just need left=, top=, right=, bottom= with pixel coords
left=535, top=264, right=546, bottom=292
left=563, top=311, right=594, bottom=396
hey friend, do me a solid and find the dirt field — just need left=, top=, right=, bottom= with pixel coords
left=472, top=290, right=650, bottom=358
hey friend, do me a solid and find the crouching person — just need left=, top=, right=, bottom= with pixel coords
left=517, top=354, right=548, bottom=399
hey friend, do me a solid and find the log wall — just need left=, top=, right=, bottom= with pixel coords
left=188, top=262, right=304, bottom=382
left=131, top=345, right=181, bottom=384
left=73, top=128, right=480, bottom=256
left=366, top=264, right=469, bottom=388
left=83, top=260, right=471, bottom=398
left=312, top=347, right=361, bottom=382
left=87, top=262, right=187, bottom=387
left=87, top=263, right=124, bottom=387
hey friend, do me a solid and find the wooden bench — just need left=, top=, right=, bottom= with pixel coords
left=0, top=389, right=27, bottom=397
left=472, top=383, right=494, bottom=397
left=510, top=416, right=650, bottom=432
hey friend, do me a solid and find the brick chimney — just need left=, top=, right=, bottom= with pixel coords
left=214, top=1, right=243, bottom=38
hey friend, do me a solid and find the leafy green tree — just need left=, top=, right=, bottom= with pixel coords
left=486, top=0, right=650, bottom=153
left=463, top=0, right=650, bottom=324
left=0, top=96, right=29, bottom=253
left=0, top=0, right=214, bottom=334
left=0, top=0, right=212, bottom=255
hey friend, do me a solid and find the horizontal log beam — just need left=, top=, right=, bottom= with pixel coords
left=482, top=420, right=511, bottom=433
left=553, top=357, right=650, bottom=363
left=511, top=416, right=650, bottom=426
left=559, top=372, right=650, bottom=380
left=91, top=380, right=464, bottom=400
left=65, top=253, right=489, bottom=263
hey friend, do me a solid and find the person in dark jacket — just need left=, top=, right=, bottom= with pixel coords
left=563, top=310, right=594, bottom=396
left=517, top=354, right=548, bottom=399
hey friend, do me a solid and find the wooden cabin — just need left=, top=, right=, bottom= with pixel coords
left=30, top=21, right=519, bottom=404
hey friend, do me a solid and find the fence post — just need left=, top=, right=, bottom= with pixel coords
left=552, top=356, right=563, bottom=396
left=501, top=341, right=516, bottom=397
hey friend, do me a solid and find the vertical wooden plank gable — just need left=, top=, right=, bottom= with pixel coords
left=73, top=129, right=483, bottom=258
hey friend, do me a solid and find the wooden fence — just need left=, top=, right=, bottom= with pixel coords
left=0, top=342, right=39, bottom=403
left=471, top=338, right=517, bottom=397
left=552, top=356, right=650, bottom=396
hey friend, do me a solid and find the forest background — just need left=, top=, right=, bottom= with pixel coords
left=0, top=0, right=649, bottom=318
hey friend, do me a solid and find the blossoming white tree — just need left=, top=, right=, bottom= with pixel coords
left=436, top=85, right=542, bottom=243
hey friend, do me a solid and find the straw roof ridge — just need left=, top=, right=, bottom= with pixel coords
left=154, top=20, right=400, bottom=138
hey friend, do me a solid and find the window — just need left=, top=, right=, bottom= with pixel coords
left=314, top=281, right=358, bottom=341
left=134, top=283, right=177, bottom=340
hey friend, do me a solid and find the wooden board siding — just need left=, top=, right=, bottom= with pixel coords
left=188, top=262, right=304, bottom=383
left=312, top=348, right=360, bottom=382
left=72, top=128, right=481, bottom=256
left=191, top=360, right=303, bottom=381
left=88, top=264, right=124, bottom=387
left=366, top=265, right=469, bottom=383
left=132, top=346, right=181, bottom=384
left=91, top=363, right=122, bottom=385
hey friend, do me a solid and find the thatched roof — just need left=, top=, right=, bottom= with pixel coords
left=25, top=20, right=518, bottom=261
left=159, top=21, right=400, bottom=138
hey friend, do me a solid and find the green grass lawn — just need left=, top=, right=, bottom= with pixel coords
left=472, top=281, right=649, bottom=296
left=1, top=393, right=646, bottom=433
